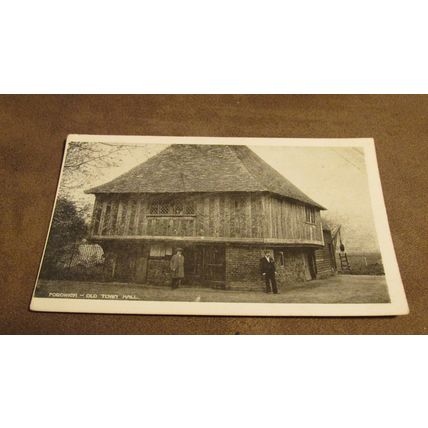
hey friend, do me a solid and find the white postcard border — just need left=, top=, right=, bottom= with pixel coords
left=30, top=135, right=409, bottom=316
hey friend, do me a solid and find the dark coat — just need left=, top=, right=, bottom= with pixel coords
left=260, top=256, right=276, bottom=275
left=170, top=254, right=185, bottom=278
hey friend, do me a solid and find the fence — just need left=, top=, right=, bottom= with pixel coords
left=338, top=252, right=384, bottom=275
left=39, top=241, right=108, bottom=281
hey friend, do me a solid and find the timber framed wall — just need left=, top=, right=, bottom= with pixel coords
left=90, top=193, right=323, bottom=246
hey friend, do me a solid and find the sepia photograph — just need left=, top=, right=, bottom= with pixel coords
left=2, top=4, right=427, bottom=428
left=30, top=135, right=408, bottom=316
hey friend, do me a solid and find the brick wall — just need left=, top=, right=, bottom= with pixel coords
left=275, top=249, right=308, bottom=286
left=225, top=246, right=312, bottom=290
left=104, top=243, right=315, bottom=289
left=147, top=259, right=171, bottom=285
left=225, top=246, right=262, bottom=281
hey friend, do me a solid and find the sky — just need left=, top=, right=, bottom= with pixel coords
left=66, top=142, right=380, bottom=253
left=252, top=146, right=379, bottom=252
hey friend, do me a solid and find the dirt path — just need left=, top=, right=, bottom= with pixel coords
left=35, top=275, right=390, bottom=304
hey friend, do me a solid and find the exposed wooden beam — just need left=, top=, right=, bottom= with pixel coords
left=90, top=234, right=324, bottom=247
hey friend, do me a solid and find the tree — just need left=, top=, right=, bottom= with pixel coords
left=58, top=141, right=159, bottom=222
left=60, top=141, right=157, bottom=194
left=40, top=197, right=88, bottom=278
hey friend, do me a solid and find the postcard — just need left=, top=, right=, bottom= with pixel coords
left=30, top=135, right=408, bottom=316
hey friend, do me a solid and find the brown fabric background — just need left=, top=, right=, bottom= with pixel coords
left=1, top=95, right=427, bottom=334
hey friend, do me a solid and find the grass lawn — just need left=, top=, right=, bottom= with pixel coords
left=35, top=274, right=390, bottom=304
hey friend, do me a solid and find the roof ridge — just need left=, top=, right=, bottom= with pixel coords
left=230, top=145, right=325, bottom=209
left=224, top=145, right=267, bottom=192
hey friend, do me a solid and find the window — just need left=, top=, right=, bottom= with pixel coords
left=279, top=251, right=285, bottom=266
left=149, top=243, right=173, bottom=258
left=184, top=201, right=195, bottom=215
left=174, top=201, right=184, bottom=215
left=150, top=203, right=159, bottom=215
left=274, top=250, right=285, bottom=267
left=159, top=201, right=170, bottom=215
left=305, top=206, right=316, bottom=224
left=149, top=199, right=195, bottom=216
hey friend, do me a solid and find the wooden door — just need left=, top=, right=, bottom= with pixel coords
left=183, top=246, right=225, bottom=287
left=135, top=246, right=149, bottom=283
left=304, top=251, right=317, bottom=280
left=114, top=250, right=136, bottom=282
left=302, top=253, right=312, bottom=281
left=203, top=246, right=225, bottom=285
left=184, top=247, right=204, bottom=283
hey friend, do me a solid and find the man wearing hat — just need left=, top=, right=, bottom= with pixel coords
left=260, top=250, right=278, bottom=294
left=170, top=248, right=185, bottom=289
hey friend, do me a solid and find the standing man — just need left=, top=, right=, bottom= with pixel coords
left=260, top=250, right=278, bottom=294
left=170, top=247, right=184, bottom=289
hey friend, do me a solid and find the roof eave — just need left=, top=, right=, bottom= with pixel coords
left=267, top=192, right=326, bottom=210
left=85, top=188, right=326, bottom=209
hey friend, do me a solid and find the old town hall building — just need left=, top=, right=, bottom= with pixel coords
left=86, top=144, right=332, bottom=289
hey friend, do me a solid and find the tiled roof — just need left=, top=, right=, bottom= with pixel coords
left=86, top=144, right=325, bottom=209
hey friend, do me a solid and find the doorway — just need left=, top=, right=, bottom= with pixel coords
left=114, top=250, right=137, bottom=282
left=112, top=244, right=148, bottom=283
left=303, top=250, right=317, bottom=281
left=184, top=246, right=225, bottom=287
left=308, top=250, right=317, bottom=279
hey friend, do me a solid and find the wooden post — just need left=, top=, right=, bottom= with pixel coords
left=261, top=194, right=267, bottom=238
left=203, top=195, right=210, bottom=236
left=267, top=196, right=273, bottom=238
left=209, top=197, right=215, bottom=236
left=116, top=200, right=123, bottom=235
left=278, top=199, right=284, bottom=239
left=124, top=198, right=133, bottom=235
left=141, top=198, right=148, bottom=235
left=98, top=200, right=107, bottom=235
left=224, top=194, right=230, bottom=237
left=272, top=198, right=277, bottom=239
left=90, top=198, right=99, bottom=235
left=214, top=195, right=220, bottom=237
left=110, top=199, right=119, bottom=235
left=134, top=198, right=141, bottom=236
left=105, top=199, right=115, bottom=235
left=246, top=194, right=252, bottom=238
left=219, top=195, right=225, bottom=237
